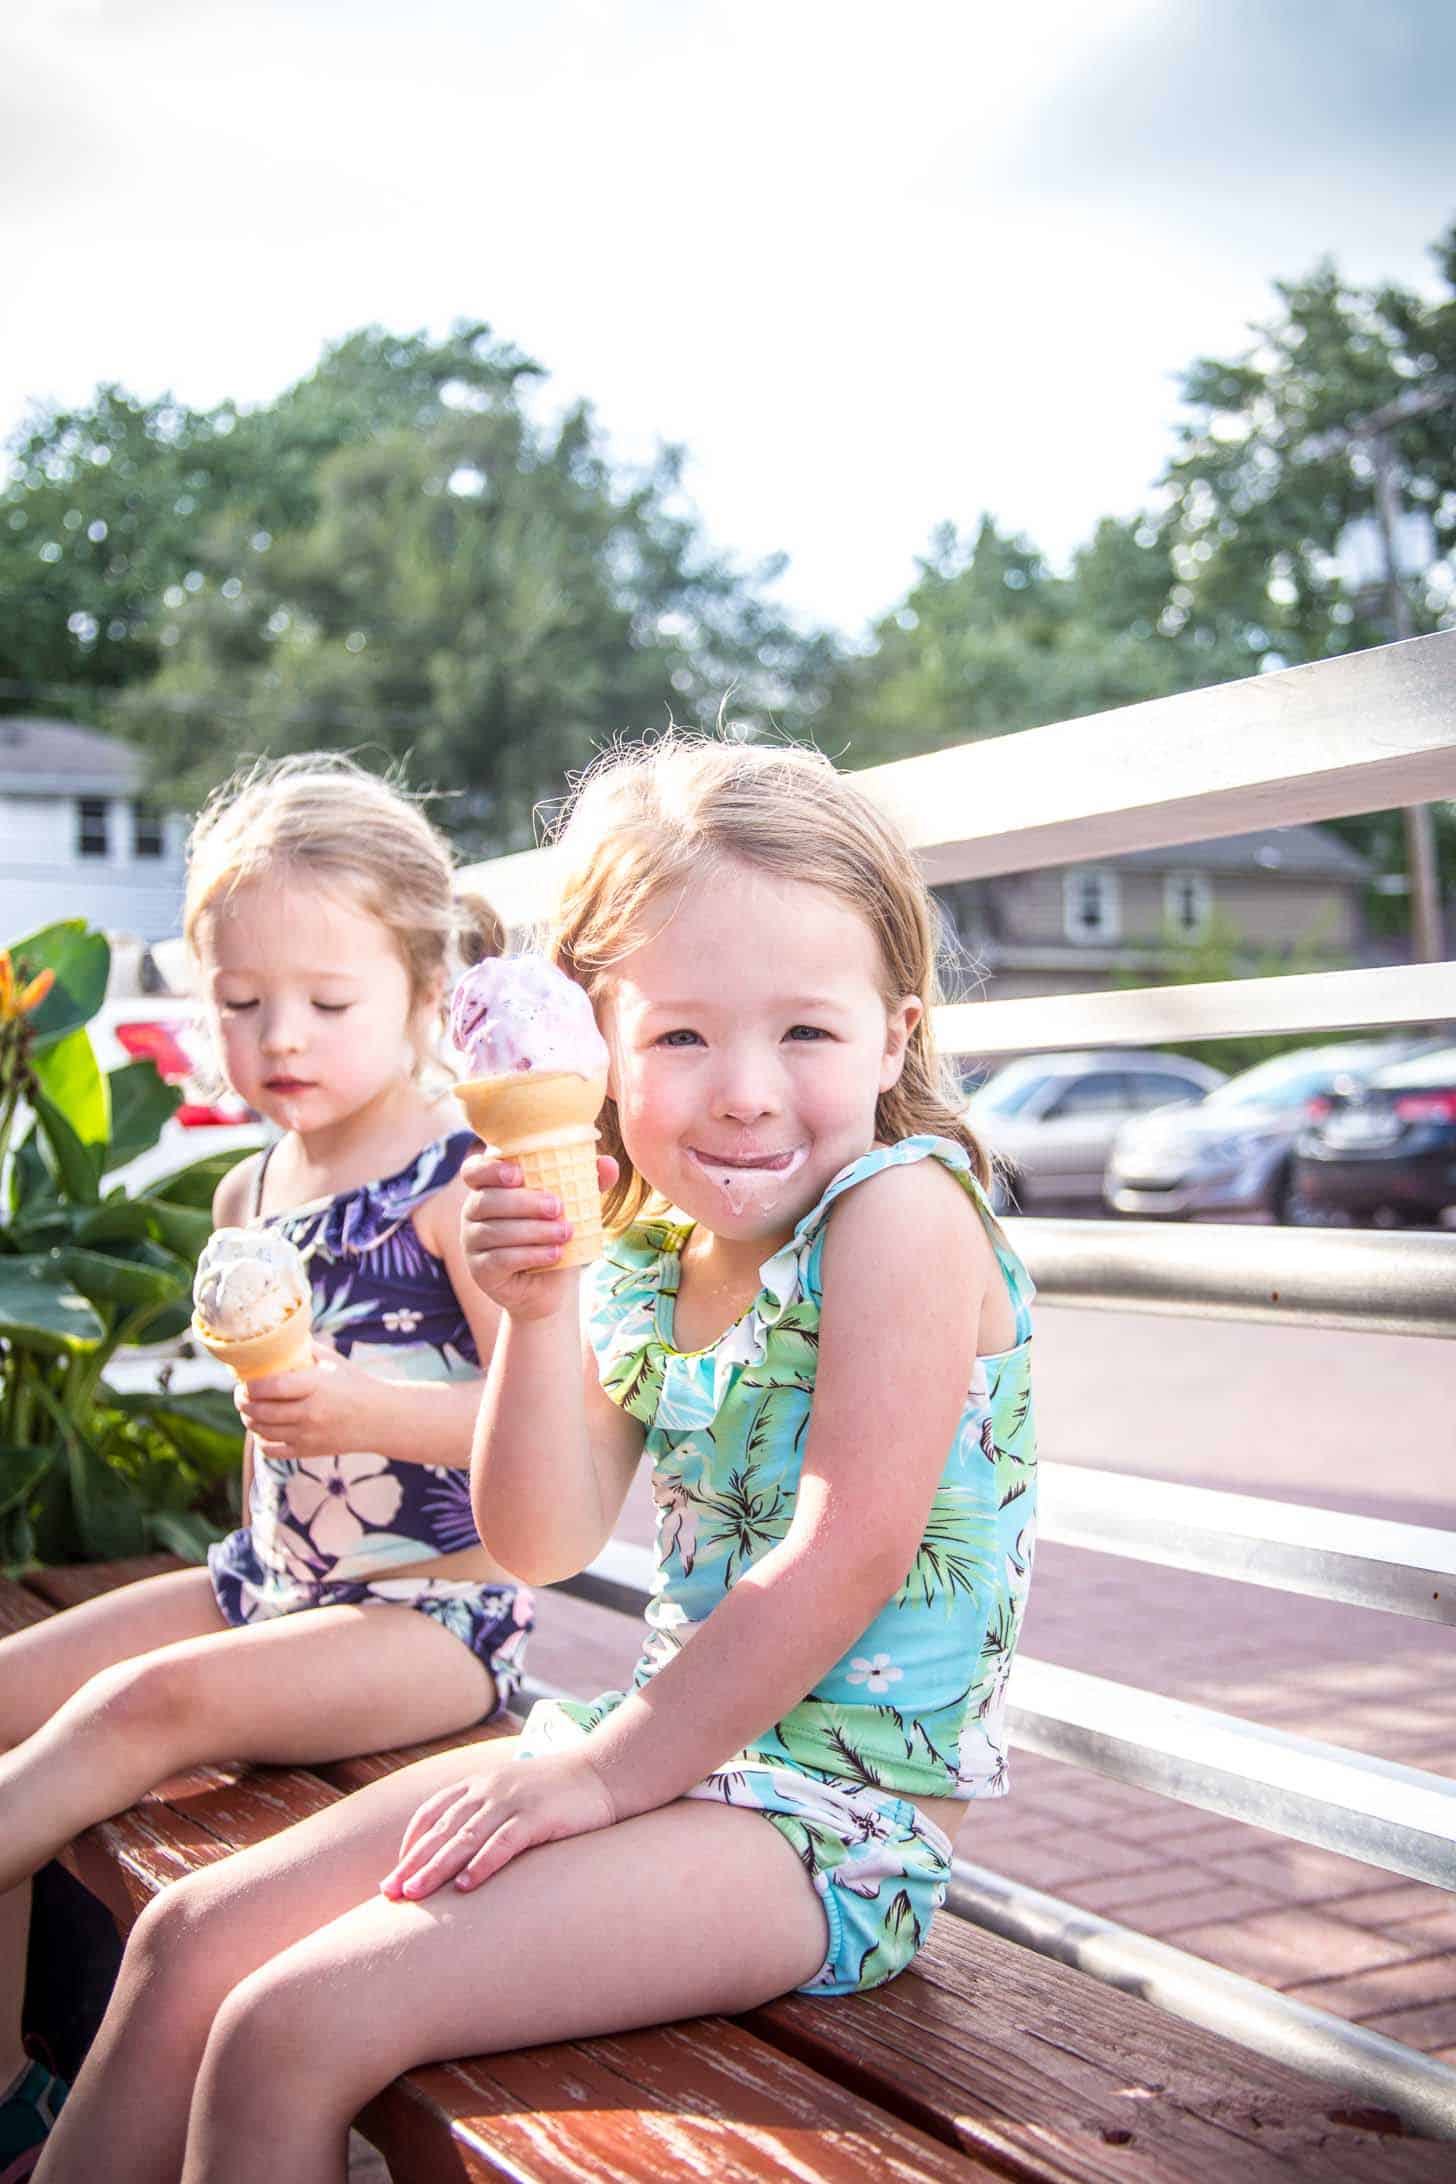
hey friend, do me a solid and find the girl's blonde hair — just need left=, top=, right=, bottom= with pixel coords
left=547, top=731, right=988, bottom=1228
left=184, top=754, right=503, bottom=1050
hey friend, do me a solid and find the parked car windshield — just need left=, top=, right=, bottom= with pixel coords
left=1198, top=1048, right=1381, bottom=1113
left=967, top=1067, right=1060, bottom=1118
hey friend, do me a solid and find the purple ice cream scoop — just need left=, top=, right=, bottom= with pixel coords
left=449, top=956, right=609, bottom=1079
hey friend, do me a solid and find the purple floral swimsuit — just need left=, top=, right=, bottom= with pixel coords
left=206, top=1129, right=532, bottom=1714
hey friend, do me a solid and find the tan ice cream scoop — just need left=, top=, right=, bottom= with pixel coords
left=192, top=1227, right=314, bottom=1381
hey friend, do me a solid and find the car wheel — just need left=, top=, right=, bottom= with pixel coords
left=1269, top=1161, right=1298, bottom=1225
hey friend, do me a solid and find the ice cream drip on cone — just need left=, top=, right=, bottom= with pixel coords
left=449, top=957, right=611, bottom=1271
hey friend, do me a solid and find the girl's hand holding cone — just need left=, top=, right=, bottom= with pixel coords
left=460, top=1149, right=618, bottom=1320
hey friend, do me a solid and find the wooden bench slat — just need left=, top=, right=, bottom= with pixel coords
left=24, top=1552, right=187, bottom=1609
left=361, top=2018, right=993, bottom=2183
left=0, top=1572, right=54, bottom=1636
left=747, top=1914, right=1449, bottom=2182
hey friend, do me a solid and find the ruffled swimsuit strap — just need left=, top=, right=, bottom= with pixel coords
left=265, top=1131, right=478, bottom=1258
left=250, top=1138, right=279, bottom=1222
left=770, top=1135, right=1034, bottom=1343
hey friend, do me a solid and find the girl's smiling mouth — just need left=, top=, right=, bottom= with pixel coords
left=686, top=1146, right=807, bottom=1176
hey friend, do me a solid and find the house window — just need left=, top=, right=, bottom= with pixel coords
left=1165, top=871, right=1212, bottom=940
left=76, top=798, right=110, bottom=859
left=1062, top=867, right=1120, bottom=944
left=132, top=802, right=165, bottom=859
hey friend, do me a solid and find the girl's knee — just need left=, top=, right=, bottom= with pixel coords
left=85, top=1649, right=206, bottom=1749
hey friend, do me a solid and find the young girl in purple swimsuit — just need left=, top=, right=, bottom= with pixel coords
left=0, top=755, right=532, bottom=2178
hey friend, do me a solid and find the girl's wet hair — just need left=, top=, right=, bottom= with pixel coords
left=546, top=730, right=989, bottom=1228
left=184, top=753, right=503, bottom=1049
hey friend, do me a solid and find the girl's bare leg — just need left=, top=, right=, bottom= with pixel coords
left=0, top=1569, right=227, bottom=2083
left=0, top=1598, right=492, bottom=1898
left=35, top=1744, right=526, bottom=2184
left=37, top=1743, right=827, bottom=2184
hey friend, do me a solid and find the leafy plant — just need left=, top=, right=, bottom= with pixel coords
left=0, top=920, right=245, bottom=1572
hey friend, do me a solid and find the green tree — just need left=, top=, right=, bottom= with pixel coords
left=0, top=325, right=541, bottom=719
left=827, top=514, right=1249, bottom=768
left=115, top=360, right=831, bottom=848
left=1159, top=229, right=1456, bottom=665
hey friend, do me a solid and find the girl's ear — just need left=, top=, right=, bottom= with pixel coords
left=879, top=996, right=923, bottom=1093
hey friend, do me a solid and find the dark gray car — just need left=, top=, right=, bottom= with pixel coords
left=1105, top=1037, right=1435, bottom=1223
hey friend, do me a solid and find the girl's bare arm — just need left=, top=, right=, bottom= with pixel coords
left=582, top=1160, right=990, bottom=1815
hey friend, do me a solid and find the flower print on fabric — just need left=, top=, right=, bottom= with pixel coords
left=284, top=1451, right=405, bottom=1561
left=585, top=1135, right=1037, bottom=1806
left=847, top=1652, right=903, bottom=1697
left=209, top=1131, right=494, bottom=1604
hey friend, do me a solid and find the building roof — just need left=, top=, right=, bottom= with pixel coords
left=1114, top=823, right=1370, bottom=881
left=0, top=716, right=143, bottom=798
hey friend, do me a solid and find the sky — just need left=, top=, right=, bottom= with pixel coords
left=3, top=0, right=1452, bottom=639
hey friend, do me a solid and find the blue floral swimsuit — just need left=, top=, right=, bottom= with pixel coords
left=207, top=1130, right=532, bottom=1714
left=519, top=1136, right=1036, bottom=1993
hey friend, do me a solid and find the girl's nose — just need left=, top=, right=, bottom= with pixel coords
left=711, top=1049, right=781, bottom=1122
left=259, top=1005, right=306, bottom=1056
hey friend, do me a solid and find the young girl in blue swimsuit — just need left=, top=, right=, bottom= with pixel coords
left=3, top=756, right=531, bottom=2177
left=38, top=734, right=1036, bottom=2184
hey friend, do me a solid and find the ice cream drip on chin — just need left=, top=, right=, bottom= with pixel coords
left=689, top=1142, right=809, bottom=1221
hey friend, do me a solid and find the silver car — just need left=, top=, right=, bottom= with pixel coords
left=966, top=1050, right=1225, bottom=1213
left=1104, top=1038, right=1435, bottom=1223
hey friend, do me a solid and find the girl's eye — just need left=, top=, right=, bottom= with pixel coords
left=313, top=1002, right=351, bottom=1015
left=658, top=1028, right=703, bottom=1048
left=219, top=999, right=257, bottom=1014
left=785, top=1024, right=829, bottom=1042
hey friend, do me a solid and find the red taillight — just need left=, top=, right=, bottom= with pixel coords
left=1304, top=1095, right=1334, bottom=1123
left=1393, top=1090, right=1456, bottom=1124
left=114, top=1018, right=195, bottom=1081
left=113, top=1019, right=252, bottom=1127
left=175, top=1102, right=247, bottom=1128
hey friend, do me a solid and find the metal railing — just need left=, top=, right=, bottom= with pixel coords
left=470, top=627, right=1456, bottom=2135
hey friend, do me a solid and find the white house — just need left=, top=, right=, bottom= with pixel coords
left=0, top=716, right=188, bottom=946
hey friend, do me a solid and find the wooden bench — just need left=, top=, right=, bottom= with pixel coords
left=13, top=1557, right=1452, bottom=2182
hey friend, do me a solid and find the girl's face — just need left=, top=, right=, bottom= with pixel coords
left=604, top=858, right=920, bottom=1251
left=199, top=874, right=428, bottom=1136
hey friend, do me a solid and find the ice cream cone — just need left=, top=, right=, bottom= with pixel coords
left=191, top=1301, right=315, bottom=1383
left=457, top=1068, right=608, bottom=1269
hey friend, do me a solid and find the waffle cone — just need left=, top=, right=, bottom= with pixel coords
left=457, top=1068, right=607, bottom=1269
left=191, top=1302, right=314, bottom=1384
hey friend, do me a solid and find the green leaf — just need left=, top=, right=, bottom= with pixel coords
left=145, top=1508, right=225, bottom=1562
left=60, top=1242, right=191, bottom=1312
left=106, top=1059, right=181, bottom=1172
left=104, top=1385, right=242, bottom=1478
left=74, top=1200, right=158, bottom=1248
left=0, top=1256, right=106, bottom=1354
left=6, top=1135, right=54, bottom=1223
left=30, top=1086, right=102, bottom=1206
left=67, top=1435, right=148, bottom=1559
left=139, top=1197, right=213, bottom=1259
left=7, top=921, right=110, bottom=1053
left=31, top=1026, right=110, bottom=1151
left=144, top=1146, right=254, bottom=1211
left=0, top=1444, right=53, bottom=1519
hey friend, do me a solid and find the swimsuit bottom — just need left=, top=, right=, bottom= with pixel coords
left=208, top=1527, right=534, bottom=1720
left=517, top=1692, right=954, bottom=1994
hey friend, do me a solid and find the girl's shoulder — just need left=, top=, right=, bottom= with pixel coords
left=765, top=1136, right=1034, bottom=1338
